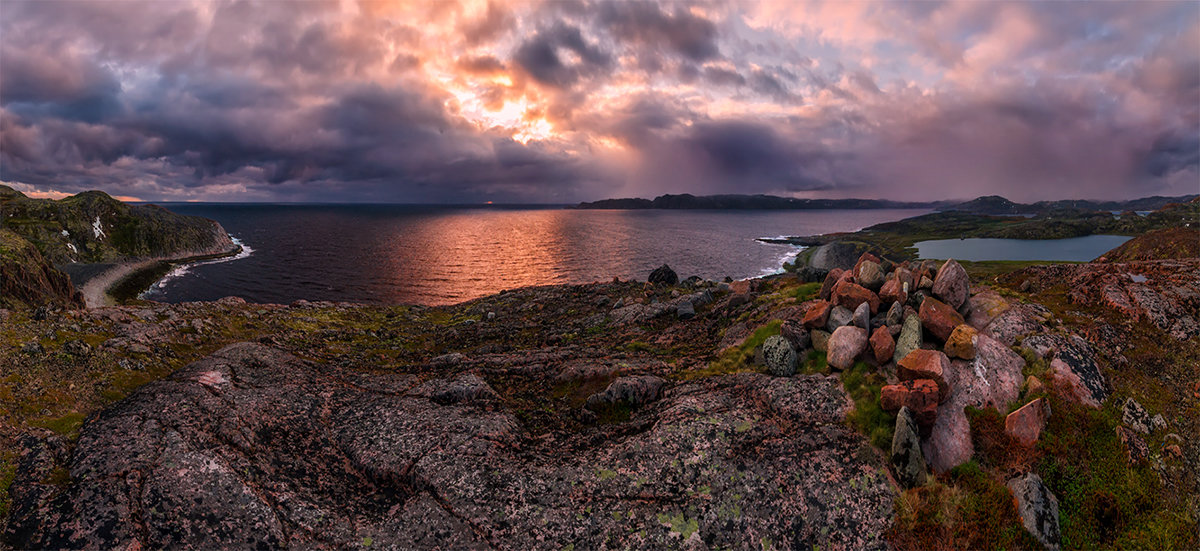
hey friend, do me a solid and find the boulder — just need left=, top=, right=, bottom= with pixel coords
left=676, top=300, right=695, bottom=320
left=779, top=320, right=810, bottom=351
left=762, top=335, right=798, bottom=377
left=1046, top=339, right=1108, bottom=408
left=949, top=334, right=1026, bottom=410
left=931, top=259, right=969, bottom=309
left=869, top=326, right=895, bottom=365
left=811, top=329, right=831, bottom=352
left=891, top=407, right=928, bottom=489
left=983, top=303, right=1049, bottom=346
left=827, top=326, right=868, bottom=370
left=648, top=264, right=678, bottom=285
left=852, top=252, right=882, bottom=275
left=1008, top=473, right=1062, bottom=551
left=943, top=324, right=978, bottom=360
left=825, top=305, right=854, bottom=332
left=810, top=242, right=874, bottom=271
left=880, top=379, right=938, bottom=426
left=966, top=289, right=1009, bottom=330
left=897, top=349, right=949, bottom=402
left=802, top=300, right=832, bottom=329
left=585, top=375, right=668, bottom=410
left=922, top=399, right=973, bottom=473
left=819, top=268, right=844, bottom=301
left=832, top=281, right=881, bottom=314
left=893, top=315, right=922, bottom=365
left=1005, top=398, right=1050, bottom=446
left=423, top=373, right=500, bottom=405
left=918, top=275, right=933, bottom=290
left=852, top=302, right=871, bottom=329
left=856, top=260, right=884, bottom=291
left=878, top=277, right=906, bottom=306
left=919, top=297, right=965, bottom=342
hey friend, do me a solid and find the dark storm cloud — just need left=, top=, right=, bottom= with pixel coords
left=0, top=0, right=1197, bottom=201
left=513, top=24, right=612, bottom=88
left=596, top=1, right=720, bottom=61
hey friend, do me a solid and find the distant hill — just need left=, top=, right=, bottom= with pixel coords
left=0, top=229, right=84, bottom=309
left=0, top=185, right=234, bottom=265
left=575, top=193, right=940, bottom=210
left=938, top=194, right=1199, bottom=215
left=576, top=193, right=1199, bottom=212
left=1095, top=227, right=1200, bottom=262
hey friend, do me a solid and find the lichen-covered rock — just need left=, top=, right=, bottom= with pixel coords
left=966, top=289, right=1009, bottom=330
left=1116, top=426, right=1149, bottom=464
left=4, top=344, right=896, bottom=550
left=762, top=335, right=798, bottom=376
left=1005, top=398, right=1050, bottom=446
left=983, top=303, right=1050, bottom=346
left=1121, top=398, right=1154, bottom=434
left=886, top=301, right=904, bottom=327
left=891, top=407, right=927, bottom=489
left=1008, top=473, right=1062, bottom=551
left=827, top=326, right=868, bottom=370
left=586, top=375, right=667, bottom=410
left=779, top=319, right=810, bottom=351
left=948, top=334, right=1026, bottom=410
left=893, top=315, right=922, bottom=365
left=919, top=297, right=965, bottom=342
left=944, top=324, right=978, bottom=360
left=416, top=372, right=500, bottom=405
left=932, top=259, right=969, bottom=309
left=1047, top=338, right=1109, bottom=408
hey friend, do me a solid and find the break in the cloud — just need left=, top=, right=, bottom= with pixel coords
left=0, top=0, right=1196, bottom=202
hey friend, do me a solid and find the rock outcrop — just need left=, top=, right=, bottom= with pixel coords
left=0, top=230, right=84, bottom=309
left=6, top=343, right=895, bottom=550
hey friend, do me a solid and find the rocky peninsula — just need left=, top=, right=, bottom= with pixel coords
left=0, top=192, right=1197, bottom=550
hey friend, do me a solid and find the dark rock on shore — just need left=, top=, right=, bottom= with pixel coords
left=648, top=264, right=678, bottom=285
left=6, top=343, right=895, bottom=550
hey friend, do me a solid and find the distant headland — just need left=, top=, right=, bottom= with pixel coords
left=575, top=193, right=1198, bottom=213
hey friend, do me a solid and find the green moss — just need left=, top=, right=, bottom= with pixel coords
left=34, top=411, right=86, bottom=439
left=681, top=320, right=782, bottom=381
left=1037, top=394, right=1195, bottom=549
left=790, top=282, right=821, bottom=302
left=840, top=360, right=893, bottom=450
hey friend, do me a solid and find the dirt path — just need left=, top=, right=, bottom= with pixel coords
left=78, top=259, right=160, bottom=308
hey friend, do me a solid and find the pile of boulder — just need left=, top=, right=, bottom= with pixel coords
left=761, top=252, right=1085, bottom=545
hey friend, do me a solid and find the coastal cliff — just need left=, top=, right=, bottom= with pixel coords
left=0, top=185, right=234, bottom=266
left=0, top=186, right=236, bottom=308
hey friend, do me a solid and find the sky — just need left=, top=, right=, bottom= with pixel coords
left=1, top=0, right=1197, bottom=203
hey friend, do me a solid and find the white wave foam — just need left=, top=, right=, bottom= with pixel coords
left=142, top=235, right=253, bottom=298
left=757, top=243, right=806, bottom=277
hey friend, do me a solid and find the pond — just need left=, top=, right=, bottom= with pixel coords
left=914, top=235, right=1132, bottom=262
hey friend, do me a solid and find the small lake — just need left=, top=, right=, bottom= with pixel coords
left=914, top=235, right=1132, bottom=262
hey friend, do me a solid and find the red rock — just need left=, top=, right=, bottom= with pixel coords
left=893, top=267, right=914, bottom=290
left=897, top=349, right=950, bottom=402
left=919, top=297, right=965, bottom=342
left=819, top=268, right=844, bottom=300
left=1005, top=398, right=1050, bottom=446
left=731, top=280, right=751, bottom=294
left=880, top=379, right=939, bottom=426
left=878, top=277, right=906, bottom=306
left=869, top=326, right=895, bottom=364
left=832, top=281, right=881, bottom=315
left=802, top=300, right=832, bottom=329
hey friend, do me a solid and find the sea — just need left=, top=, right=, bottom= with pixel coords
left=141, top=205, right=932, bottom=306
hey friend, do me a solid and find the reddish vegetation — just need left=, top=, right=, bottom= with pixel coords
left=1094, top=227, right=1200, bottom=262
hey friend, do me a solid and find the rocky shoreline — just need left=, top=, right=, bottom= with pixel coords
left=72, top=241, right=244, bottom=308
left=2, top=245, right=1196, bottom=548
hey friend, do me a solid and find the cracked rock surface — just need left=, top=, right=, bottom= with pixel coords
left=6, top=343, right=893, bottom=550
